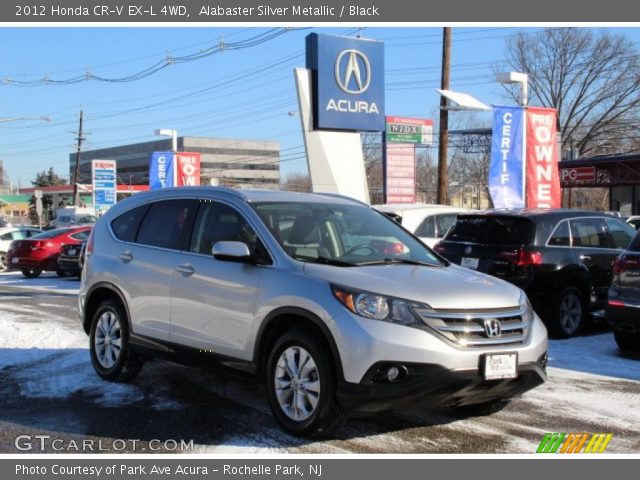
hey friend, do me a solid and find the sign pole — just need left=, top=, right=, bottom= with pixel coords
left=382, top=131, right=388, bottom=204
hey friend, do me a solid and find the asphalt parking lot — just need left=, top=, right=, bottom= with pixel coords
left=0, top=271, right=638, bottom=454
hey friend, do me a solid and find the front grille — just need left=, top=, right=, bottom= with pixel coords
left=414, top=306, right=530, bottom=348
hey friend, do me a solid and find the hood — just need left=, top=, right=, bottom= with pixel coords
left=303, top=263, right=521, bottom=310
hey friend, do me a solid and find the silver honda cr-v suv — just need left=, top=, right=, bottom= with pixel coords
left=79, top=187, right=547, bottom=436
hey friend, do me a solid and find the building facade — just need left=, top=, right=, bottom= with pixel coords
left=70, top=136, right=280, bottom=189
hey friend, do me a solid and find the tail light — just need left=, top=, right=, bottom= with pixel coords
left=383, top=242, right=405, bottom=255
left=86, top=229, right=95, bottom=256
left=607, top=299, right=625, bottom=307
left=613, top=255, right=640, bottom=274
left=500, top=247, right=543, bottom=266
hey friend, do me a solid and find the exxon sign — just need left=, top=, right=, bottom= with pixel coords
left=306, top=33, right=385, bottom=132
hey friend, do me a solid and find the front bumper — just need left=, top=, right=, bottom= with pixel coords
left=337, top=361, right=546, bottom=413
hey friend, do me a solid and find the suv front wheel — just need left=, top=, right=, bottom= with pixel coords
left=89, top=298, right=143, bottom=382
left=265, top=328, right=345, bottom=437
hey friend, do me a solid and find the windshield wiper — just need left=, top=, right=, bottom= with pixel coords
left=293, top=255, right=356, bottom=267
left=357, top=258, right=440, bottom=267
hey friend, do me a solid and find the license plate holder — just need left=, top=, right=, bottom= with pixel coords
left=11, top=257, right=19, bottom=264
left=461, top=256, right=479, bottom=269
left=68, top=249, right=77, bottom=256
left=483, top=353, right=518, bottom=380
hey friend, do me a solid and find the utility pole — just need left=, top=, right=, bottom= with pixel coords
left=437, top=27, right=451, bottom=205
left=72, top=110, right=85, bottom=206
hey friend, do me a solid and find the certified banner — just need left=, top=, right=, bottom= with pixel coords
left=175, top=152, right=201, bottom=187
left=526, top=107, right=561, bottom=208
left=149, top=151, right=174, bottom=190
left=489, top=106, right=525, bottom=208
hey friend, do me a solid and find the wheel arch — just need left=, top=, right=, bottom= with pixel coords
left=253, top=307, right=345, bottom=383
left=83, top=282, right=131, bottom=334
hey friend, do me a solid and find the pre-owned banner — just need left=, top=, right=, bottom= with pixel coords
left=175, top=152, right=201, bottom=187
left=149, top=151, right=174, bottom=190
left=488, top=106, right=525, bottom=208
left=526, top=107, right=561, bottom=208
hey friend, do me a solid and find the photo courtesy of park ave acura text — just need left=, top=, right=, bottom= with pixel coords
left=0, top=14, right=638, bottom=457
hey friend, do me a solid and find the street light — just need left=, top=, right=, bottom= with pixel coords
left=154, top=128, right=177, bottom=152
left=496, top=71, right=529, bottom=106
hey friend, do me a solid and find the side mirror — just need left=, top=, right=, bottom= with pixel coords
left=212, top=241, right=252, bottom=262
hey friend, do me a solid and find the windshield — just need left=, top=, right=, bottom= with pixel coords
left=252, top=202, right=443, bottom=267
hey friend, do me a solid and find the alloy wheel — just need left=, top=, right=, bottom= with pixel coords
left=274, top=346, right=321, bottom=421
left=94, top=311, right=123, bottom=369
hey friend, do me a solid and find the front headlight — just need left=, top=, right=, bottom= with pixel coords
left=332, top=285, right=428, bottom=327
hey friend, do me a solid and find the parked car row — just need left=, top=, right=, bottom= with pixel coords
left=4, top=225, right=92, bottom=277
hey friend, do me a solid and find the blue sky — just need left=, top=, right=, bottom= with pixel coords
left=1, top=26, right=639, bottom=187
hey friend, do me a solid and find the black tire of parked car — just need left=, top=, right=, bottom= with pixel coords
left=265, top=328, right=345, bottom=437
left=21, top=267, right=42, bottom=278
left=613, top=331, right=640, bottom=353
left=546, top=286, right=586, bottom=338
left=89, top=298, right=143, bottom=382
left=56, top=269, right=70, bottom=278
left=0, top=252, right=7, bottom=272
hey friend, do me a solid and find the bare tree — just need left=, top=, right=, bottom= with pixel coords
left=361, top=132, right=384, bottom=204
left=281, top=172, right=311, bottom=193
left=502, top=28, right=640, bottom=157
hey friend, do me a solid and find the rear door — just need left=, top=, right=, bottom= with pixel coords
left=568, top=217, right=615, bottom=304
left=108, top=199, right=198, bottom=342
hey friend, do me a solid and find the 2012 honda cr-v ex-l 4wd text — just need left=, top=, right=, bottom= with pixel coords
left=79, top=187, right=548, bottom=436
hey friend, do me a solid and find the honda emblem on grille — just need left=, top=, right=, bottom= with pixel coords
left=465, top=246, right=472, bottom=255
left=484, top=318, right=502, bottom=337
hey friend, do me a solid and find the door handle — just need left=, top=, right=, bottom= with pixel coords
left=580, top=255, right=591, bottom=261
left=176, top=263, right=195, bottom=276
left=119, top=251, right=133, bottom=263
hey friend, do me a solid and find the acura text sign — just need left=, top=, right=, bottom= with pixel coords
left=306, top=33, right=385, bottom=131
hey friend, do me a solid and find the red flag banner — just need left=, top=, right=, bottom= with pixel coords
left=175, top=152, right=201, bottom=187
left=526, top=107, right=561, bottom=208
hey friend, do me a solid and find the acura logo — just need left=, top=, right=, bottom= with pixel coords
left=484, top=318, right=502, bottom=337
left=335, top=49, right=371, bottom=94
left=465, top=246, right=472, bottom=255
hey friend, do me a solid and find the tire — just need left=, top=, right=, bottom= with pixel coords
left=21, top=267, right=42, bottom=278
left=89, top=298, right=143, bottom=382
left=0, top=252, right=7, bottom=272
left=265, top=328, right=345, bottom=437
left=56, top=269, right=69, bottom=278
left=614, top=331, right=640, bottom=353
left=547, top=287, right=585, bottom=338
left=451, top=399, right=510, bottom=417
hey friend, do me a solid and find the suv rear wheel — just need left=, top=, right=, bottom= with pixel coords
left=265, top=328, right=345, bottom=437
left=89, top=298, right=143, bottom=382
left=547, top=286, right=585, bottom=338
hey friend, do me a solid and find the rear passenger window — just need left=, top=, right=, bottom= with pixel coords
left=415, top=216, right=435, bottom=237
left=605, top=219, right=635, bottom=250
left=111, top=204, right=149, bottom=242
left=137, top=199, right=197, bottom=250
left=548, top=220, right=570, bottom=246
left=570, top=218, right=607, bottom=248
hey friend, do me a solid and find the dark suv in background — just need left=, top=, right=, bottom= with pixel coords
left=607, top=229, right=640, bottom=352
left=435, top=209, right=637, bottom=337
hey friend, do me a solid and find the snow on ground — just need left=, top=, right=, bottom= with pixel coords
left=0, top=270, right=79, bottom=295
left=0, top=309, right=145, bottom=407
left=548, top=333, right=640, bottom=381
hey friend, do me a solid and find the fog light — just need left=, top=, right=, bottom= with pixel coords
left=386, top=365, right=408, bottom=382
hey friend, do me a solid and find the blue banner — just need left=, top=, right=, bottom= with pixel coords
left=489, top=106, right=525, bottom=209
left=149, top=151, right=174, bottom=190
left=306, top=33, right=385, bottom=132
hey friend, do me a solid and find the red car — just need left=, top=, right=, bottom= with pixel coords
left=6, top=226, right=92, bottom=278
